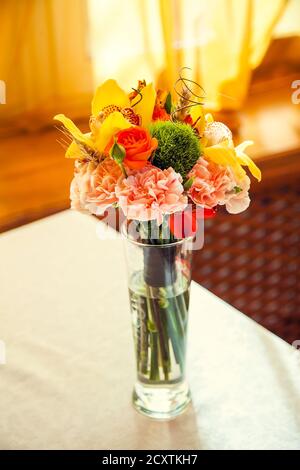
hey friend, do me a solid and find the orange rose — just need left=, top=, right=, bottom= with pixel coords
left=105, top=126, right=158, bottom=170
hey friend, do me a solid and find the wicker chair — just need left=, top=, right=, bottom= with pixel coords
left=192, top=153, right=300, bottom=345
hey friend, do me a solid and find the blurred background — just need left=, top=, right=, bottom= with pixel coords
left=1, top=0, right=300, bottom=343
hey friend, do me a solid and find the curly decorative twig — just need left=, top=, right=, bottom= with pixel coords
left=130, top=88, right=143, bottom=107
left=172, top=67, right=205, bottom=121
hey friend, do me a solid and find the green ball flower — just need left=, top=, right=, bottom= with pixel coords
left=150, top=121, right=201, bottom=179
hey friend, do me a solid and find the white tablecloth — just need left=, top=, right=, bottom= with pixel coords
left=0, top=211, right=300, bottom=450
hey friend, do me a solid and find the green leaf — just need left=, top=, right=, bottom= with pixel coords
left=158, top=297, right=169, bottom=309
left=164, top=92, right=172, bottom=114
left=234, top=185, right=243, bottom=194
left=184, top=176, right=194, bottom=190
left=109, top=137, right=126, bottom=164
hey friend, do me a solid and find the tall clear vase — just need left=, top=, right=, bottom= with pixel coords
left=122, top=223, right=193, bottom=420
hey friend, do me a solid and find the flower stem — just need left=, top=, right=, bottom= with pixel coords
left=148, top=286, right=170, bottom=381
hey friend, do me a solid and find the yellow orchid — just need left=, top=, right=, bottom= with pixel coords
left=190, top=107, right=213, bottom=136
left=203, top=139, right=261, bottom=182
left=54, top=114, right=95, bottom=149
left=235, top=141, right=261, bottom=182
left=91, top=79, right=156, bottom=127
left=65, top=141, right=86, bottom=159
left=55, top=79, right=157, bottom=159
left=131, top=83, right=156, bottom=127
left=94, top=111, right=131, bottom=152
left=195, top=112, right=261, bottom=182
left=89, top=80, right=133, bottom=151
left=92, top=79, right=130, bottom=116
left=54, top=114, right=97, bottom=159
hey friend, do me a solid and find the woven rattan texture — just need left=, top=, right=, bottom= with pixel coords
left=192, top=180, right=300, bottom=344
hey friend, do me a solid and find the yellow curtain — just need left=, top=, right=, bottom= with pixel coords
left=0, top=0, right=288, bottom=135
left=88, top=0, right=165, bottom=90
left=89, top=0, right=287, bottom=111
left=0, top=0, right=93, bottom=134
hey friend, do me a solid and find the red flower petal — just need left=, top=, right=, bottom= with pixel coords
left=169, top=206, right=217, bottom=238
left=169, top=209, right=198, bottom=239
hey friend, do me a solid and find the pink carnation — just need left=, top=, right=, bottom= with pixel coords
left=187, top=157, right=251, bottom=214
left=188, top=157, right=234, bottom=208
left=116, top=165, right=187, bottom=224
left=224, top=174, right=251, bottom=214
left=70, top=162, right=91, bottom=212
left=70, top=158, right=123, bottom=215
left=85, top=158, right=123, bottom=215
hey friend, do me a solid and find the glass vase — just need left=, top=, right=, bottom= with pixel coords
left=122, top=222, right=193, bottom=420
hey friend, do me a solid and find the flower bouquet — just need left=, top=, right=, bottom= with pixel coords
left=55, top=73, right=261, bottom=419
